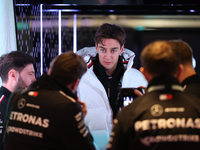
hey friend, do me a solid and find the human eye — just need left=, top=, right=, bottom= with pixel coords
left=100, top=49, right=106, bottom=53
left=29, top=72, right=34, bottom=76
left=111, top=49, right=117, bottom=53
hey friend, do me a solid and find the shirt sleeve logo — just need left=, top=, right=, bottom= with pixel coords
left=0, top=95, right=5, bottom=103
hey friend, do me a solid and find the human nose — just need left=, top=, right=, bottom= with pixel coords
left=32, top=76, right=36, bottom=82
left=104, top=51, right=112, bottom=59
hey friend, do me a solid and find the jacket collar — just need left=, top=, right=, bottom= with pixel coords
left=93, top=54, right=124, bottom=77
left=0, top=86, right=12, bottom=99
left=147, top=75, right=183, bottom=93
left=30, top=74, right=77, bottom=101
left=77, top=47, right=135, bottom=70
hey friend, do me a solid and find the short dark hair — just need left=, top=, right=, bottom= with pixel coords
left=49, top=52, right=87, bottom=85
left=168, top=40, right=193, bottom=66
left=0, top=51, right=36, bottom=82
left=94, top=23, right=126, bottom=47
left=140, top=40, right=180, bottom=76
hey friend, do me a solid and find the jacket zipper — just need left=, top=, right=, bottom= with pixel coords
left=108, top=77, right=112, bottom=98
left=108, top=81, right=110, bottom=98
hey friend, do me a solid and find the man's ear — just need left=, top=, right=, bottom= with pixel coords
left=176, top=64, right=184, bottom=79
left=70, top=79, right=80, bottom=93
left=95, top=43, right=98, bottom=52
left=140, top=67, right=151, bottom=82
left=120, top=45, right=124, bottom=54
left=8, top=69, right=19, bottom=81
left=47, top=69, right=50, bottom=75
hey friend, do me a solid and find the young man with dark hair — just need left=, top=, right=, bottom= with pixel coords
left=0, top=51, right=36, bottom=148
left=77, top=23, right=147, bottom=150
left=108, top=40, right=200, bottom=150
left=169, top=40, right=200, bottom=98
left=4, top=52, right=95, bottom=150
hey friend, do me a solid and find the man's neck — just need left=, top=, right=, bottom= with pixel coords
left=2, top=82, right=14, bottom=93
left=180, top=67, right=196, bottom=83
left=105, top=67, right=116, bottom=76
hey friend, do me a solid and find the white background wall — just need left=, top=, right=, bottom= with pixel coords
left=0, top=0, right=17, bottom=86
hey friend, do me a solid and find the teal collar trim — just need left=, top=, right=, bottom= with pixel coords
left=147, top=84, right=183, bottom=93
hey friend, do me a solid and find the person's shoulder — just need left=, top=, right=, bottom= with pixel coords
left=183, top=92, right=200, bottom=104
left=20, top=88, right=77, bottom=108
left=0, top=86, right=11, bottom=96
left=55, top=91, right=82, bottom=111
left=58, top=91, right=77, bottom=103
left=129, top=67, right=142, bottom=74
left=43, top=90, right=77, bottom=105
left=54, top=95, right=82, bottom=118
left=0, top=88, right=6, bottom=100
left=38, top=90, right=82, bottom=115
left=122, top=68, right=147, bottom=87
left=9, top=88, right=25, bottom=101
left=76, top=47, right=97, bottom=62
left=122, top=48, right=135, bottom=59
left=125, top=68, right=147, bottom=82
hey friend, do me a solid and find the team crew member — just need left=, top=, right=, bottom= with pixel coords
left=4, top=52, right=95, bottom=150
left=107, top=40, right=200, bottom=150
left=0, top=51, right=36, bottom=149
left=169, top=40, right=200, bottom=98
left=77, top=23, right=147, bottom=150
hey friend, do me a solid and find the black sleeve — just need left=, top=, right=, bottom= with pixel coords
left=2, top=89, right=23, bottom=150
left=4, top=90, right=23, bottom=126
left=58, top=102, right=96, bottom=150
left=107, top=112, right=130, bottom=150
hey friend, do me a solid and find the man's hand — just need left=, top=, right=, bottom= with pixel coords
left=134, top=86, right=146, bottom=96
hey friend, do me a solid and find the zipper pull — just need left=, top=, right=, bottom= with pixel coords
left=108, top=88, right=110, bottom=98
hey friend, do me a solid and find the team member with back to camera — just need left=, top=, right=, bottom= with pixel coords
left=0, top=51, right=36, bottom=149
left=107, top=40, right=200, bottom=150
left=169, top=40, right=200, bottom=98
left=4, top=52, right=95, bottom=150
left=77, top=23, right=147, bottom=150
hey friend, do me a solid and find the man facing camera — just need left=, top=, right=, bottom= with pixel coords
left=77, top=23, right=147, bottom=150
left=4, top=52, right=95, bottom=150
left=108, top=40, right=200, bottom=150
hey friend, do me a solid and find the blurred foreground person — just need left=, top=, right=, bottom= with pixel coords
left=169, top=40, right=200, bottom=98
left=107, top=40, right=200, bottom=150
left=0, top=51, right=36, bottom=148
left=4, top=52, right=95, bottom=150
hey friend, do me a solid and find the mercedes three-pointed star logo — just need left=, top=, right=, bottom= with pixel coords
left=150, top=104, right=163, bottom=117
left=17, top=98, right=26, bottom=109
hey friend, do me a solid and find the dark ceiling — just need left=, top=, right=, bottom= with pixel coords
left=15, top=0, right=200, bottom=5
left=14, top=0, right=200, bottom=15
